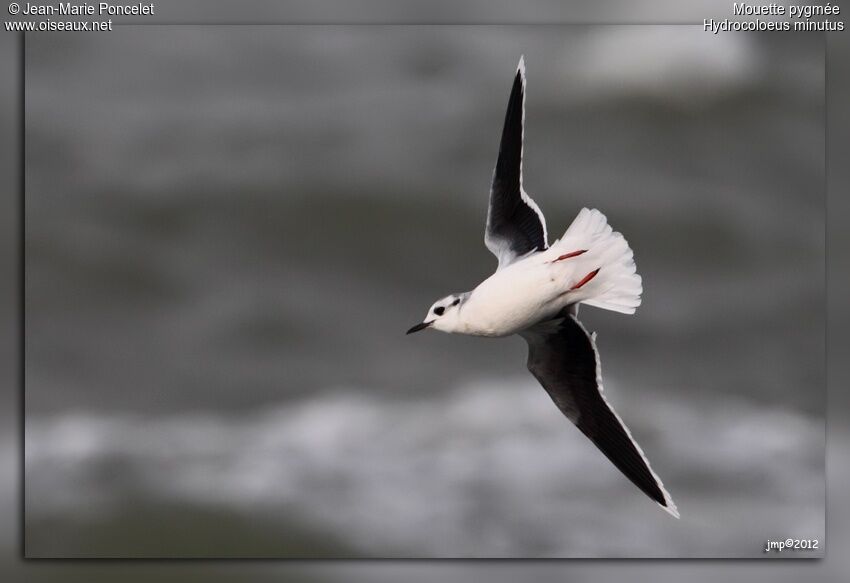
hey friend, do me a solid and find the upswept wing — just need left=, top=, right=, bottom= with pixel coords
left=485, top=57, right=548, bottom=270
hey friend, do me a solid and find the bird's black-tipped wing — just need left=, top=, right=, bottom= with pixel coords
left=520, top=314, right=679, bottom=517
left=485, top=58, right=548, bottom=270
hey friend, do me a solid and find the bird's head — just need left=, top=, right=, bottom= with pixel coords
left=406, top=294, right=465, bottom=335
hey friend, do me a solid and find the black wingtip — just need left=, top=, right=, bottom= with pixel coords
left=514, top=56, right=526, bottom=90
left=657, top=498, right=681, bottom=519
left=495, top=58, right=526, bottom=186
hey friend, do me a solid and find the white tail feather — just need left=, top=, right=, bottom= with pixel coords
left=559, top=208, right=642, bottom=314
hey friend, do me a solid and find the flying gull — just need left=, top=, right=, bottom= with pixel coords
left=407, top=57, right=678, bottom=518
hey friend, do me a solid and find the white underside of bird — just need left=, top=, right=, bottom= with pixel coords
left=441, top=207, right=642, bottom=337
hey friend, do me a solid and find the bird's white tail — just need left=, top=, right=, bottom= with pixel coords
left=559, top=208, right=642, bottom=314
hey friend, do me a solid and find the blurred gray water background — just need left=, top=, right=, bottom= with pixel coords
left=22, top=27, right=824, bottom=557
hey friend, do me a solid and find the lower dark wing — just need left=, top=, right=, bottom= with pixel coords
left=520, top=314, right=679, bottom=517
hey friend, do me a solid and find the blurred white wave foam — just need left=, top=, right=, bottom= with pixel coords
left=25, top=377, right=823, bottom=557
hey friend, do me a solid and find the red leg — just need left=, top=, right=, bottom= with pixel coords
left=571, top=268, right=600, bottom=290
left=550, top=249, right=587, bottom=263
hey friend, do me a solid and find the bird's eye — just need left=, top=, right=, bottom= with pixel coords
left=434, top=306, right=445, bottom=316
left=451, top=299, right=460, bottom=306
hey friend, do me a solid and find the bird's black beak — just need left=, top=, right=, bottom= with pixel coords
left=406, top=321, right=431, bottom=335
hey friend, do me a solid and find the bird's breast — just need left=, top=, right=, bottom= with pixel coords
left=459, top=263, right=564, bottom=336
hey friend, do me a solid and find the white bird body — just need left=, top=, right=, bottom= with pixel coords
left=447, top=246, right=581, bottom=337
left=434, top=207, right=643, bottom=337
left=453, top=255, right=561, bottom=337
